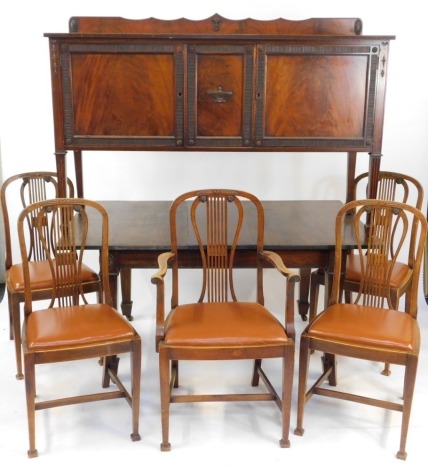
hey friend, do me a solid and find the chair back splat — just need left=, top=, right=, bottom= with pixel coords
left=169, top=190, right=265, bottom=305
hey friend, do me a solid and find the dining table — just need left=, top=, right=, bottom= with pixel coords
left=82, top=199, right=362, bottom=320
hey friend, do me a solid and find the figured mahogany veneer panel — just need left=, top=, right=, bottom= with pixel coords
left=71, top=53, right=175, bottom=136
left=263, top=54, right=367, bottom=138
left=58, top=43, right=184, bottom=148
left=253, top=42, right=381, bottom=149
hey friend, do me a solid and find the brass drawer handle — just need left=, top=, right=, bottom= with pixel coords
left=206, top=86, right=233, bottom=103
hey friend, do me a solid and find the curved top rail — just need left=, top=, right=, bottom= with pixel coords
left=69, top=14, right=363, bottom=36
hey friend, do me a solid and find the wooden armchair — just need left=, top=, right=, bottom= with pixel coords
left=151, top=189, right=300, bottom=451
left=18, top=198, right=141, bottom=458
left=0, top=171, right=101, bottom=379
left=295, top=199, right=427, bottom=460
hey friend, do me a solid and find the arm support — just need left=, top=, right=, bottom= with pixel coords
left=260, top=250, right=301, bottom=341
left=151, top=251, right=175, bottom=351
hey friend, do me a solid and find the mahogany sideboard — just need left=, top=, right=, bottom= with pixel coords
left=44, top=15, right=395, bottom=200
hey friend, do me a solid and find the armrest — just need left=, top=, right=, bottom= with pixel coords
left=151, top=251, right=175, bottom=284
left=260, top=250, right=301, bottom=281
left=151, top=251, right=175, bottom=351
left=260, top=250, right=300, bottom=341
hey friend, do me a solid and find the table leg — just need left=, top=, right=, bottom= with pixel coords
left=324, top=267, right=331, bottom=308
left=74, top=150, right=84, bottom=198
left=120, top=268, right=134, bottom=320
left=298, top=268, right=311, bottom=321
left=109, top=271, right=118, bottom=310
left=107, top=252, right=120, bottom=312
left=323, top=249, right=348, bottom=307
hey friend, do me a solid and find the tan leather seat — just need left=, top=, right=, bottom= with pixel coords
left=164, top=302, right=290, bottom=347
left=8, top=260, right=99, bottom=292
left=308, top=303, right=418, bottom=352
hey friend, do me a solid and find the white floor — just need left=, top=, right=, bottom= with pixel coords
left=1, top=269, right=428, bottom=469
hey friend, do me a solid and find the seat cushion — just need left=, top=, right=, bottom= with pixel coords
left=25, top=304, right=137, bottom=351
left=308, top=303, right=419, bottom=353
left=7, top=260, right=99, bottom=293
left=345, top=254, right=411, bottom=288
left=163, top=302, right=290, bottom=348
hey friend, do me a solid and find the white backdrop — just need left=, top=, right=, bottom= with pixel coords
left=0, top=3, right=428, bottom=464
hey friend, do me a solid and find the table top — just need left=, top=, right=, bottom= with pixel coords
left=83, top=200, right=360, bottom=252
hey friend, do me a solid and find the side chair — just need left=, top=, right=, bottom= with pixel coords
left=151, top=189, right=300, bottom=451
left=308, top=171, right=424, bottom=376
left=0, top=171, right=101, bottom=379
left=295, top=199, right=427, bottom=460
left=18, top=198, right=141, bottom=458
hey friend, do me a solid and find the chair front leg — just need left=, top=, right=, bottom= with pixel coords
left=294, top=334, right=311, bottom=437
left=397, top=355, right=418, bottom=460
left=130, top=338, right=141, bottom=442
left=280, top=346, right=294, bottom=448
left=24, top=352, right=38, bottom=458
left=159, top=347, right=172, bottom=451
left=11, top=294, right=23, bottom=380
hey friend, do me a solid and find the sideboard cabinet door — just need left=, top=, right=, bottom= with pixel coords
left=255, top=42, right=386, bottom=152
left=54, top=41, right=185, bottom=149
left=187, top=44, right=254, bottom=148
